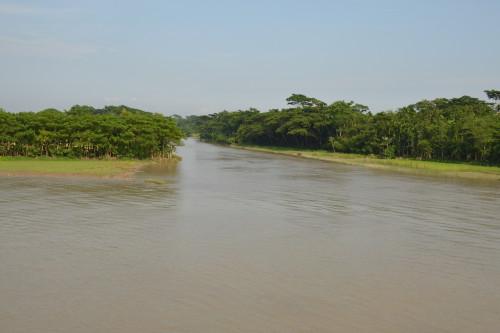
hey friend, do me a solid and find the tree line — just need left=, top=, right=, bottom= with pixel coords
left=176, top=91, right=500, bottom=164
left=0, top=105, right=184, bottom=159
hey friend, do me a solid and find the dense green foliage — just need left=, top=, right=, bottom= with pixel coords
left=0, top=105, right=184, bottom=159
left=484, top=89, right=500, bottom=113
left=178, top=93, right=499, bottom=164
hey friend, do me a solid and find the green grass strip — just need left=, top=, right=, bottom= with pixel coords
left=233, top=144, right=500, bottom=181
left=0, top=157, right=146, bottom=177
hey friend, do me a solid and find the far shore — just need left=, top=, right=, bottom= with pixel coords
left=232, top=144, right=500, bottom=181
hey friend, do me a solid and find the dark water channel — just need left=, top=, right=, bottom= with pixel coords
left=1, top=138, right=499, bottom=332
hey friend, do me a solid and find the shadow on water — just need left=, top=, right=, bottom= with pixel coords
left=138, top=160, right=180, bottom=178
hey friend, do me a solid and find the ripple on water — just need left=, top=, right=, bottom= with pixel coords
left=1, top=141, right=499, bottom=332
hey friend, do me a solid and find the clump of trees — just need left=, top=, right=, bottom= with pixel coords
left=0, top=105, right=184, bottom=159
left=177, top=92, right=499, bottom=164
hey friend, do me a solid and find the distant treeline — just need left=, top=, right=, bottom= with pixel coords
left=176, top=91, right=500, bottom=163
left=0, top=105, right=184, bottom=159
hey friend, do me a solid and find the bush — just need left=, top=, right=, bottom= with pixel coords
left=380, top=145, right=396, bottom=159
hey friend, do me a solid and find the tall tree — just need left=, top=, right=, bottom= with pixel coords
left=484, top=90, right=500, bottom=112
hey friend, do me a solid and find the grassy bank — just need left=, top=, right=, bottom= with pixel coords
left=233, top=144, right=500, bottom=181
left=0, top=157, right=149, bottom=179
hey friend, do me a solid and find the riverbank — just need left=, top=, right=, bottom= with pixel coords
left=233, top=144, right=500, bottom=181
left=0, top=157, right=152, bottom=179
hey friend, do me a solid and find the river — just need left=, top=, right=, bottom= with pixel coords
left=1, top=138, right=499, bottom=332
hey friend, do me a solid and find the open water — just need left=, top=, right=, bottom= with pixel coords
left=1, top=138, right=499, bottom=332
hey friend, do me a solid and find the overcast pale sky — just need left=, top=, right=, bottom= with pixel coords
left=1, top=0, right=499, bottom=116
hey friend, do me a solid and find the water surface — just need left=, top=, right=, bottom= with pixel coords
left=1, top=138, right=499, bottom=332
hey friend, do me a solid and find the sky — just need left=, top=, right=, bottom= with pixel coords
left=1, top=0, right=499, bottom=116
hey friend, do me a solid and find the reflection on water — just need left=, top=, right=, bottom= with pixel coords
left=1, top=138, right=499, bottom=332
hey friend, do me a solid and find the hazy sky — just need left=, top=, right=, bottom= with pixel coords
left=1, top=0, right=499, bottom=116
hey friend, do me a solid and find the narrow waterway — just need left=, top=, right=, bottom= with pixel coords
left=1, top=138, right=499, bottom=332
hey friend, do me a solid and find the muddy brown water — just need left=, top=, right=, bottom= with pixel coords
left=1, top=138, right=499, bottom=332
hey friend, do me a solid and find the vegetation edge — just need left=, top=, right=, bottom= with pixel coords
left=232, top=144, right=500, bottom=181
